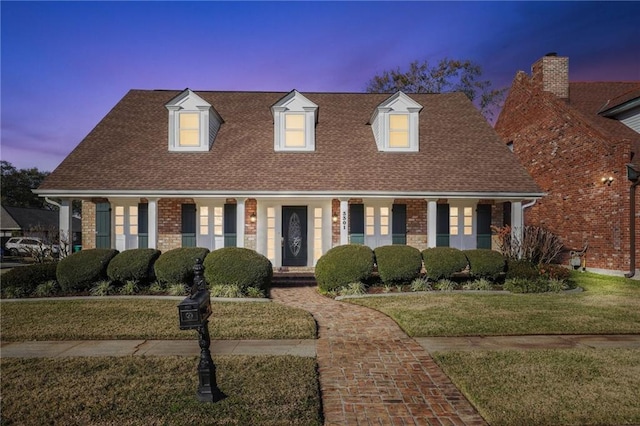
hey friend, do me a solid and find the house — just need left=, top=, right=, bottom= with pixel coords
left=495, top=53, right=640, bottom=277
left=0, top=204, right=82, bottom=248
left=36, top=89, right=542, bottom=269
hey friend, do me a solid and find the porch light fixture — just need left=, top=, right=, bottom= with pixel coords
left=249, top=213, right=257, bottom=223
left=332, top=214, right=338, bottom=223
left=601, top=176, right=614, bottom=186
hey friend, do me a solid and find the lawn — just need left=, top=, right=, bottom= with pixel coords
left=434, top=348, right=640, bottom=426
left=347, top=272, right=640, bottom=336
left=1, top=355, right=322, bottom=425
left=0, top=299, right=317, bottom=341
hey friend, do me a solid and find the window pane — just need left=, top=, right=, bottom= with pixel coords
left=285, top=130, right=305, bottom=147
left=179, top=113, right=199, bottom=146
left=450, top=226, right=458, bottom=235
left=180, top=113, right=199, bottom=129
left=180, top=129, right=199, bottom=146
left=389, top=114, right=408, bottom=130
left=285, top=114, right=305, bottom=130
left=389, top=131, right=409, bottom=147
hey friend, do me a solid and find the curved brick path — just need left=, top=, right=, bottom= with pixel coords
left=270, top=285, right=487, bottom=426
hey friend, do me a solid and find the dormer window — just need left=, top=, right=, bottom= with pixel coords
left=370, top=91, right=422, bottom=152
left=166, top=89, right=222, bottom=152
left=272, top=90, right=318, bottom=152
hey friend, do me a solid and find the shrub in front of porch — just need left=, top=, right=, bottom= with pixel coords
left=57, top=249, right=119, bottom=293
left=463, top=249, right=505, bottom=281
left=315, top=245, right=374, bottom=292
left=1, top=262, right=58, bottom=298
left=422, top=247, right=468, bottom=280
left=154, top=247, right=210, bottom=286
left=374, top=245, right=422, bottom=284
left=107, top=249, right=161, bottom=285
left=204, top=247, right=273, bottom=293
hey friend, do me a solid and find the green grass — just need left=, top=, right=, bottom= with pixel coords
left=0, top=355, right=322, bottom=425
left=347, top=272, right=640, bottom=336
left=0, top=299, right=316, bottom=341
left=434, top=348, right=640, bottom=425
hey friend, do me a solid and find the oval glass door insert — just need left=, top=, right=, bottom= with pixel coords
left=288, top=212, right=302, bottom=257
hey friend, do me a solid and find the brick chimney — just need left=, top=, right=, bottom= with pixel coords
left=531, top=53, right=569, bottom=99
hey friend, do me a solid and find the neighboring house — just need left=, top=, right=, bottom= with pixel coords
left=0, top=205, right=82, bottom=248
left=495, top=53, right=640, bottom=277
left=36, top=89, right=542, bottom=269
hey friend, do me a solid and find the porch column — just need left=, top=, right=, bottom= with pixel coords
left=237, top=198, right=246, bottom=248
left=511, top=201, right=523, bottom=257
left=427, top=199, right=437, bottom=248
left=339, top=199, right=349, bottom=245
left=148, top=198, right=158, bottom=249
left=59, top=198, right=73, bottom=256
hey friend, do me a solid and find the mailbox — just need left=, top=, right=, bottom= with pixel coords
left=178, top=289, right=212, bottom=330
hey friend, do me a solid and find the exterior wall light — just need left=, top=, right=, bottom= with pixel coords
left=332, top=214, right=338, bottom=223
left=249, top=212, right=257, bottom=223
left=601, top=176, right=614, bottom=186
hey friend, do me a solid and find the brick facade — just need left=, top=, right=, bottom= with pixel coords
left=496, top=60, right=639, bottom=273
left=81, top=200, right=96, bottom=249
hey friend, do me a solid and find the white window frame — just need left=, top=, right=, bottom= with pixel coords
left=166, top=89, right=222, bottom=152
left=272, top=90, right=318, bottom=152
left=371, top=91, right=422, bottom=152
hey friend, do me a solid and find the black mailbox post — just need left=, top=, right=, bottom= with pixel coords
left=177, top=259, right=224, bottom=402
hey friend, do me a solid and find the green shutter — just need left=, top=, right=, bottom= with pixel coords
left=181, top=204, right=196, bottom=247
left=436, top=204, right=450, bottom=247
left=95, top=202, right=111, bottom=249
left=349, top=204, right=364, bottom=244
left=224, top=204, right=237, bottom=247
left=138, top=203, right=148, bottom=249
left=477, top=204, right=492, bottom=249
left=392, top=204, right=407, bottom=245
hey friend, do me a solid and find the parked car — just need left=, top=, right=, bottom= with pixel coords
left=4, top=237, right=59, bottom=257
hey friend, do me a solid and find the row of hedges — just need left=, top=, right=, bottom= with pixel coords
left=3, top=247, right=272, bottom=298
left=315, top=245, right=510, bottom=291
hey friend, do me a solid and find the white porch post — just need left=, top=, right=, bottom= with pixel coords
left=511, top=201, right=523, bottom=257
left=427, top=199, right=437, bottom=248
left=148, top=198, right=158, bottom=249
left=59, top=198, right=73, bottom=256
left=237, top=198, right=246, bottom=248
left=339, top=199, right=349, bottom=245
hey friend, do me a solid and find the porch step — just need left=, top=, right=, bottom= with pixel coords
left=271, top=272, right=316, bottom=288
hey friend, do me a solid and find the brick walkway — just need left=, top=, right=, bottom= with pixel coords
left=270, top=285, right=487, bottom=426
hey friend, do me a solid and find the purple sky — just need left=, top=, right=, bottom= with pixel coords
left=1, top=1, right=638, bottom=172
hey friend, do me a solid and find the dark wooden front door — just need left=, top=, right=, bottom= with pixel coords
left=282, top=206, right=307, bottom=266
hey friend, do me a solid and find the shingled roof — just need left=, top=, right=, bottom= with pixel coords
left=38, top=90, right=542, bottom=197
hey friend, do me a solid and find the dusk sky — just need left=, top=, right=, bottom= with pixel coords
left=1, top=1, right=638, bottom=172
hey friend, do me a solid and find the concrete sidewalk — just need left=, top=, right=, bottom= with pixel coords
left=0, top=339, right=316, bottom=358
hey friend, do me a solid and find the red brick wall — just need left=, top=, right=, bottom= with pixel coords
left=496, top=72, right=638, bottom=272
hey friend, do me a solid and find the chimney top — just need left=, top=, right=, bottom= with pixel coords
left=532, top=54, right=569, bottom=99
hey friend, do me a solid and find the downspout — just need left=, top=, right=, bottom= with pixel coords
left=45, top=197, right=61, bottom=209
left=625, top=178, right=639, bottom=279
left=522, top=199, right=537, bottom=211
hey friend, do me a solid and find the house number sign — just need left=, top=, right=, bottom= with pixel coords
left=342, top=211, right=347, bottom=232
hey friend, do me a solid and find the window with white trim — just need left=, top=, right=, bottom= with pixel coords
left=370, top=91, right=422, bottom=152
left=166, top=89, right=222, bottom=152
left=272, top=90, right=318, bottom=152
left=313, top=207, right=323, bottom=265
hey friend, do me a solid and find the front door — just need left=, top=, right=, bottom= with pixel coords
left=282, top=206, right=307, bottom=266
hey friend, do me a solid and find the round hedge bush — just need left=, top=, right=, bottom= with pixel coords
left=463, top=249, right=505, bottom=280
left=505, top=259, right=539, bottom=280
left=1, top=262, right=58, bottom=298
left=422, top=247, right=468, bottom=280
left=315, top=244, right=374, bottom=292
left=107, top=248, right=161, bottom=284
left=154, top=247, right=210, bottom=285
left=57, top=249, right=119, bottom=293
left=374, top=245, right=422, bottom=284
left=203, top=247, right=273, bottom=291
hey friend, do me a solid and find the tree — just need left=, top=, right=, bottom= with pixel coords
left=365, top=58, right=506, bottom=121
left=1, top=161, right=51, bottom=209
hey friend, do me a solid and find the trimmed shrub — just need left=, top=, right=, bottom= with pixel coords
left=422, top=247, right=468, bottom=280
left=538, top=263, right=572, bottom=282
left=57, top=249, right=119, bottom=293
left=374, top=245, right=422, bottom=284
left=204, top=247, right=273, bottom=292
left=154, top=247, right=209, bottom=285
left=504, top=278, right=549, bottom=293
left=1, top=262, right=58, bottom=298
left=506, top=259, right=540, bottom=280
left=107, top=249, right=161, bottom=285
left=463, top=249, right=505, bottom=280
left=315, top=245, right=374, bottom=292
